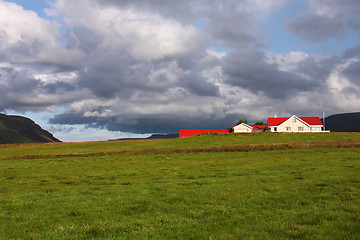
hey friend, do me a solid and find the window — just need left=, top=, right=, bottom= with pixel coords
left=286, top=127, right=291, bottom=131
left=292, top=118, right=296, bottom=122
left=298, top=127, right=304, bottom=131
left=274, top=127, right=277, bottom=132
left=311, top=127, right=320, bottom=132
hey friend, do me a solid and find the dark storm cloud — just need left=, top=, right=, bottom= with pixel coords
left=0, top=66, right=41, bottom=94
left=77, top=59, right=135, bottom=99
left=77, top=56, right=182, bottom=99
left=50, top=111, right=239, bottom=134
left=202, top=1, right=262, bottom=49
left=43, top=81, right=76, bottom=93
left=0, top=65, right=79, bottom=111
left=49, top=111, right=98, bottom=125
left=297, top=55, right=340, bottom=81
left=342, top=45, right=360, bottom=59
left=180, top=75, right=219, bottom=97
left=103, top=114, right=239, bottom=134
left=341, top=60, right=360, bottom=86
left=285, top=12, right=343, bottom=42
left=285, top=0, right=360, bottom=42
left=222, top=49, right=320, bottom=98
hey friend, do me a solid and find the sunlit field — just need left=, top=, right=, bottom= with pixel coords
left=1, top=133, right=360, bottom=239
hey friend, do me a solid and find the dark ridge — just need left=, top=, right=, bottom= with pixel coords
left=146, top=133, right=179, bottom=139
left=111, top=133, right=179, bottom=141
left=0, top=114, right=61, bottom=144
left=323, top=112, right=360, bottom=132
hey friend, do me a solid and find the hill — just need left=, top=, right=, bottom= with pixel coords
left=324, top=112, right=360, bottom=132
left=0, top=113, right=60, bottom=144
left=146, top=133, right=179, bottom=139
left=114, top=133, right=179, bottom=141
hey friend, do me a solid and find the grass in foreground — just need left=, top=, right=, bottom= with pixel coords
left=1, top=141, right=360, bottom=239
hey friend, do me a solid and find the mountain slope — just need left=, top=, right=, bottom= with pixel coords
left=112, top=133, right=179, bottom=141
left=0, top=114, right=60, bottom=144
left=324, top=112, right=360, bottom=132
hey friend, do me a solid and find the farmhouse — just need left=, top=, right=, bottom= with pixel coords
left=268, top=115, right=324, bottom=132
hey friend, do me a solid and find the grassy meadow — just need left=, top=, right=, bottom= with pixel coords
left=1, top=133, right=360, bottom=239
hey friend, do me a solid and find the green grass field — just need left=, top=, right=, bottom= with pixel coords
left=1, top=133, right=360, bottom=239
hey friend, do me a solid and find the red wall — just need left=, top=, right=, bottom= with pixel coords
left=179, top=129, right=230, bottom=138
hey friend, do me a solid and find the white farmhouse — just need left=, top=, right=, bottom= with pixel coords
left=268, top=115, right=326, bottom=132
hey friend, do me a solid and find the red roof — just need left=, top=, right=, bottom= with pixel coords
left=298, top=117, right=323, bottom=125
left=268, top=116, right=323, bottom=127
left=250, top=125, right=267, bottom=130
left=179, top=129, right=230, bottom=138
left=268, top=118, right=288, bottom=127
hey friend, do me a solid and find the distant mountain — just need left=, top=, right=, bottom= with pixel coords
left=0, top=114, right=60, bottom=144
left=323, top=112, right=360, bottom=132
left=112, top=133, right=179, bottom=141
left=147, top=133, right=179, bottom=139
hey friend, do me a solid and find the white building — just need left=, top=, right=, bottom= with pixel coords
left=268, top=115, right=326, bottom=132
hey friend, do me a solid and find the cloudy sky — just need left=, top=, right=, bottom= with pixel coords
left=1, top=0, right=359, bottom=141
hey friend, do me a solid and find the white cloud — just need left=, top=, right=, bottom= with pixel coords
left=0, top=1, right=83, bottom=66
left=327, top=59, right=357, bottom=92
left=49, top=0, right=201, bottom=61
left=265, top=51, right=309, bottom=72
left=33, top=71, right=78, bottom=84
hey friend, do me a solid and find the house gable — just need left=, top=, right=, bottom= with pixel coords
left=277, top=115, right=309, bottom=132
left=233, top=123, right=253, bottom=133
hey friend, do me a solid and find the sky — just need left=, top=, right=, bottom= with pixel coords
left=1, top=0, right=360, bottom=142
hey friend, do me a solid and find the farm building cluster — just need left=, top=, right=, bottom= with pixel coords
left=179, top=115, right=328, bottom=138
